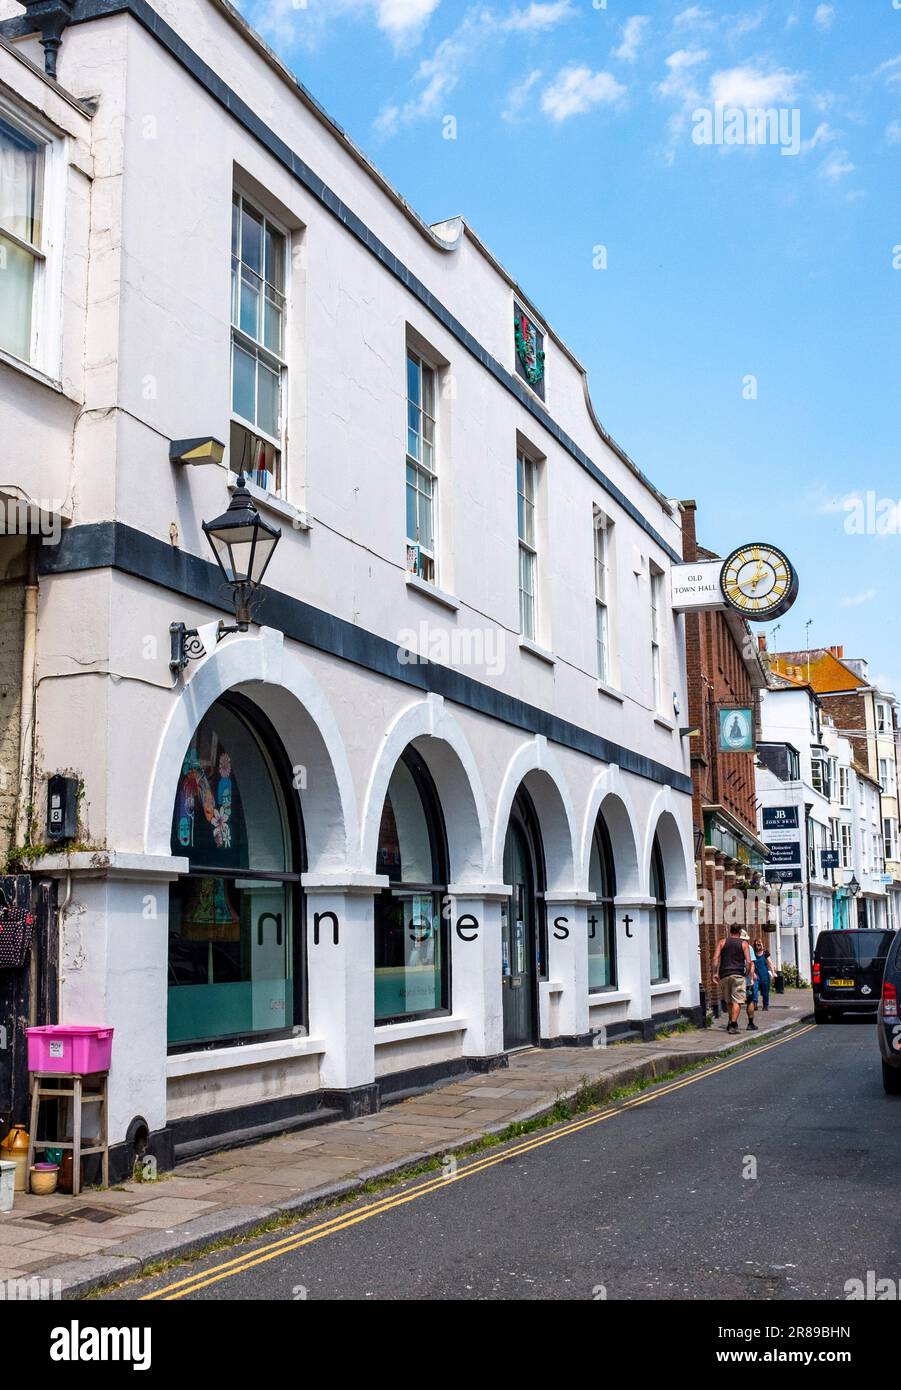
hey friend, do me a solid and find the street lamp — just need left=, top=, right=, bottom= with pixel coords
left=202, top=473, right=282, bottom=628
left=846, top=874, right=861, bottom=898
left=170, top=473, right=282, bottom=672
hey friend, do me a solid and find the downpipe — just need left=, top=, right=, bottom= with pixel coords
left=14, top=537, right=39, bottom=849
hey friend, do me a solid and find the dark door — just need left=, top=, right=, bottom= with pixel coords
left=501, top=821, right=538, bottom=1050
left=0, top=876, right=57, bottom=1134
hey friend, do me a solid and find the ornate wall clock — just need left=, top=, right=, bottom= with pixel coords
left=720, top=543, right=798, bottom=621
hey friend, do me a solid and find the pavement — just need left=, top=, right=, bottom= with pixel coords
left=0, top=991, right=812, bottom=1298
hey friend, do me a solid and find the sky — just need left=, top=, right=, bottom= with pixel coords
left=235, top=0, right=901, bottom=692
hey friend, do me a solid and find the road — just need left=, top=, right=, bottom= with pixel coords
left=113, top=1020, right=901, bottom=1301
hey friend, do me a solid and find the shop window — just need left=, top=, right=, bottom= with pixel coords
left=650, top=834, right=669, bottom=985
left=375, top=750, right=449, bottom=1023
left=588, top=815, right=617, bottom=991
left=168, top=698, right=303, bottom=1049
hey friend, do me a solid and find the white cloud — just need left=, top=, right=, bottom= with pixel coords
left=242, top=0, right=440, bottom=49
left=502, top=1, right=574, bottom=33
left=886, top=120, right=901, bottom=144
left=728, top=9, right=767, bottom=40
left=673, top=6, right=712, bottom=27
left=502, top=67, right=543, bottom=120
left=373, top=2, right=575, bottom=134
left=877, top=55, right=901, bottom=85
left=376, top=0, right=440, bottom=39
left=814, top=4, right=835, bottom=31
left=614, top=15, right=650, bottom=62
left=709, top=64, right=801, bottom=107
left=820, top=147, right=854, bottom=180
left=656, top=47, right=708, bottom=100
left=840, top=589, right=877, bottom=609
left=541, top=65, right=627, bottom=121
left=801, top=121, right=836, bottom=153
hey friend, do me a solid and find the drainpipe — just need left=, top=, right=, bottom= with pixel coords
left=18, top=1, right=77, bottom=80
left=14, top=538, right=39, bottom=849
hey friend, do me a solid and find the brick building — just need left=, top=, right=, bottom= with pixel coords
left=681, top=503, right=771, bottom=1001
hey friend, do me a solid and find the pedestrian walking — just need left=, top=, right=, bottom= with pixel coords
left=712, top=924, right=757, bottom=1035
left=752, top=938, right=774, bottom=1011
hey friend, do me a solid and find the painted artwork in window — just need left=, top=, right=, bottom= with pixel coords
left=514, top=305, right=546, bottom=398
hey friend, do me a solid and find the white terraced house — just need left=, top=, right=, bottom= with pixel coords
left=0, top=0, right=699, bottom=1174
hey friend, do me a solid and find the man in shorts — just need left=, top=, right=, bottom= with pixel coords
left=712, top=924, right=756, bottom=1035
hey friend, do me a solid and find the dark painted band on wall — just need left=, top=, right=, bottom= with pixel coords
left=39, top=521, right=693, bottom=795
left=0, top=0, right=682, bottom=566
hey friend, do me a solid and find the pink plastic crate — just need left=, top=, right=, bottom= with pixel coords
left=27, top=1026, right=114, bottom=1075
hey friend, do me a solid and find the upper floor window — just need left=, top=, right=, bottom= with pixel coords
left=406, top=350, right=438, bottom=583
left=839, top=766, right=850, bottom=808
left=514, top=304, right=546, bottom=401
left=0, top=111, right=45, bottom=365
left=231, top=193, right=287, bottom=495
left=840, top=822, right=853, bottom=869
left=594, top=510, right=611, bottom=684
left=879, top=758, right=896, bottom=796
left=877, top=702, right=891, bottom=735
left=650, top=563, right=664, bottom=711
left=517, top=450, right=538, bottom=641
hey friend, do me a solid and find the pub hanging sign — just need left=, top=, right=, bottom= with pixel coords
left=718, top=707, right=755, bottom=753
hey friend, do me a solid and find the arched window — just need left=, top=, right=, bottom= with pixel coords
left=168, top=697, right=303, bottom=1050
left=588, top=816, right=617, bottom=991
left=374, top=749, right=449, bottom=1023
left=650, top=834, right=669, bottom=985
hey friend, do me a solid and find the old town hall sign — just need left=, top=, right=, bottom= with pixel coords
left=671, top=542, right=798, bottom=622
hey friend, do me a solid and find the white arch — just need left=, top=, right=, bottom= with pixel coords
left=579, top=764, right=643, bottom=896
left=643, top=786, right=694, bottom=900
left=361, top=694, right=490, bottom=885
left=490, top=736, right=578, bottom=891
left=145, top=627, right=360, bottom=872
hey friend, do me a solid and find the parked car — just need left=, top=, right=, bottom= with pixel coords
left=877, top=931, right=901, bottom=1094
left=812, top=929, right=894, bottom=1024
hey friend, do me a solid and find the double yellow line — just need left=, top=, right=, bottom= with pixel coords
left=141, top=1023, right=815, bottom=1300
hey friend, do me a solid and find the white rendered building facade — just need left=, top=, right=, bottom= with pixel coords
left=0, top=0, right=699, bottom=1169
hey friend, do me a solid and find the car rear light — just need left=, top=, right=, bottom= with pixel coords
left=882, top=981, right=898, bottom=1019
left=813, top=962, right=821, bottom=986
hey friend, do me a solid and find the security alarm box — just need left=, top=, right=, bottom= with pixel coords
left=46, top=775, right=78, bottom=842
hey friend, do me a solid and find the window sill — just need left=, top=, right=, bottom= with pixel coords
left=519, top=637, right=556, bottom=667
left=405, top=573, right=460, bottom=612
left=0, top=346, right=63, bottom=395
left=651, top=982, right=678, bottom=996
left=653, top=715, right=676, bottom=733
left=589, top=989, right=631, bottom=1005
left=374, top=1015, right=468, bottom=1045
left=166, top=1033, right=327, bottom=1078
left=597, top=681, right=625, bottom=704
left=229, top=476, right=312, bottom=532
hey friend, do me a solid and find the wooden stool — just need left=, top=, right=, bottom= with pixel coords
left=27, top=1072, right=109, bottom=1196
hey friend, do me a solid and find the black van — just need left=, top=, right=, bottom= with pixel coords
left=812, top=929, right=894, bottom=1023
left=877, top=930, right=901, bottom=1094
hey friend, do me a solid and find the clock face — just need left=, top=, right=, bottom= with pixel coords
left=720, top=543, right=798, bottom=620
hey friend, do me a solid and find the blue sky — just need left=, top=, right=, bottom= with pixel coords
left=237, top=0, right=901, bottom=690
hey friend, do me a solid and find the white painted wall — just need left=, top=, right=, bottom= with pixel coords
left=0, top=2, right=700, bottom=1145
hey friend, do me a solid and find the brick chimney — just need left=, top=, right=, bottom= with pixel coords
left=680, top=500, right=698, bottom=564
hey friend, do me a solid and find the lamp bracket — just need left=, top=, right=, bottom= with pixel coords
left=169, top=619, right=250, bottom=673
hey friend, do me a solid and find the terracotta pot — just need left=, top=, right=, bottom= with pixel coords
left=30, top=1164, right=59, bottom=1196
